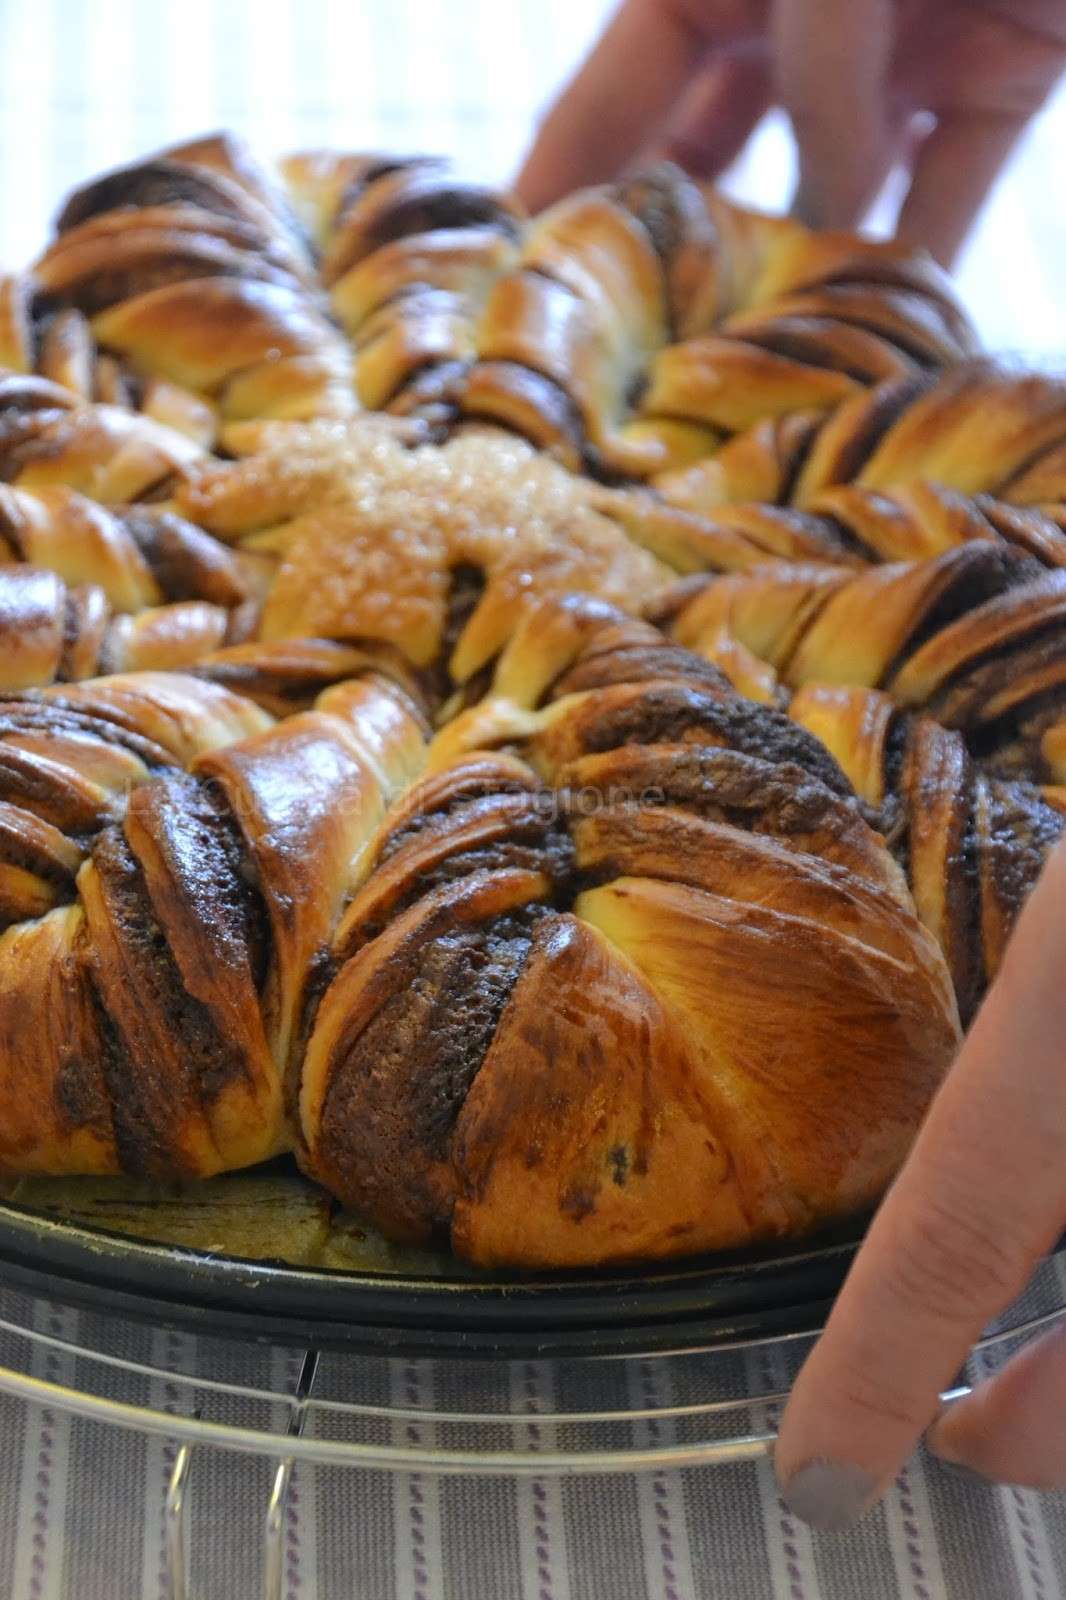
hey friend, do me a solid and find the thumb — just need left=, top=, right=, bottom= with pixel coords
left=929, top=1317, right=1066, bottom=1491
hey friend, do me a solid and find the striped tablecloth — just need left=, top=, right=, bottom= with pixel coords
left=2, top=2, right=1066, bottom=1594
left=2, top=1258, right=1066, bottom=1600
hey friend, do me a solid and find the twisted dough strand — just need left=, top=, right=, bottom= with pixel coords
left=664, top=554, right=1066, bottom=1017
left=299, top=597, right=959, bottom=1265
left=0, top=667, right=427, bottom=1180
left=458, top=166, right=975, bottom=477
left=18, top=135, right=356, bottom=440
left=652, top=365, right=1066, bottom=512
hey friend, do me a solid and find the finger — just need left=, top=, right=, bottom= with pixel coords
left=928, top=1318, right=1066, bottom=1490
left=772, top=0, right=895, bottom=227
left=515, top=0, right=709, bottom=211
left=896, top=108, right=1032, bottom=267
left=774, top=840, right=1066, bottom=1530
left=649, top=53, right=773, bottom=181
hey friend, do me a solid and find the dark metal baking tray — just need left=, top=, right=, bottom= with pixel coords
left=0, top=1197, right=866, bottom=1357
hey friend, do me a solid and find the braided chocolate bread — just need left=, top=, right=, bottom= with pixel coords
left=0, top=135, right=1062, bottom=1269
left=0, top=601, right=962, bottom=1267
left=283, top=150, right=975, bottom=475
left=299, top=599, right=959, bottom=1265
left=0, top=668, right=427, bottom=1179
left=662, top=548, right=1066, bottom=1020
left=8, top=133, right=977, bottom=470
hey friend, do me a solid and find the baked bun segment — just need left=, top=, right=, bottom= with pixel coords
left=299, top=601, right=960, bottom=1267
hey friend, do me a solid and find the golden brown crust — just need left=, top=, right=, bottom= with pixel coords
left=665, top=544, right=1062, bottom=742
left=0, top=666, right=426, bottom=1182
left=0, top=136, right=1063, bottom=1272
left=298, top=598, right=960, bottom=1264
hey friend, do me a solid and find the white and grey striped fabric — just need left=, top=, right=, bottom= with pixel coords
left=3, top=1264, right=1066, bottom=1600
left=2, top=3, right=1066, bottom=1595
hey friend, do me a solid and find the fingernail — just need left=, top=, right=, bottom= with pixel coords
left=777, top=1458, right=877, bottom=1531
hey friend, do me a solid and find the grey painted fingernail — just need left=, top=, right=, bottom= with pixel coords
left=778, top=1458, right=877, bottom=1531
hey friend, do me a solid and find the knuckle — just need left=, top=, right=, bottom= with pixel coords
left=885, top=1190, right=1030, bottom=1324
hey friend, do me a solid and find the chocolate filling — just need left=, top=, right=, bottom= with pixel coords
left=785, top=291, right=959, bottom=367
left=644, top=574, right=715, bottom=630
left=173, top=775, right=272, bottom=994
left=52, top=1047, right=111, bottom=1136
left=317, top=906, right=546, bottom=1239
left=773, top=413, right=831, bottom=505
left=0, top=735, right=150, bottom=835
left=952, top=796, right=984, bottom=1026
left=441, top=563, right=485, bottom=665
left=333, top=157, right=432, bottom=230
left=977, top=779, right=1064, bottom=929
left=56, top=159, right=266, bottom=234
left=882, top=546, right=1042, bottom=688
left=730, top=324, right=905, bottom=386
left=379, top=774, right=542, bottom=861
left=39, top=254, right=285, bottom=319
left=615, top=166, right=699, bottom=267
left=873, top=711, right=911, bottom=848
left=551, top=643, right=731, bottom=699
left=568, top=746, right=861, bottom=841
left=0, top=700, right=175, bottom=770
left=353, top=183, right=520, bottom=259
left=0, top=411, right=75, bottom=482
left=578, top=683, right=854, bottom=796
left=356, top=841, right=569, bottom=949
left=88, top=815, right=258, bottom=1176
left=810, top=372, right=934, bottom=487
left=59, top=586, right=91, bottom=673
left=898, top=728, right=983, bottom=1022
left=461, top=361, right=586, bottom=459
left=926, top=624, right=1066, bottom=730
left=969, top=691, right=1066, bottom=780
left=0, top=808, right=79, bottom=887
left=359, top=810, right=576, bottom=947
left=118, top=508, right=249, bottom=606
left=385, top=358, right=469, bottom=420
left=816, top=512, right=888, bottom=564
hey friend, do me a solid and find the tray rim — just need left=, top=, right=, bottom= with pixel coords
left=0, top=1194, right=867, bottom=1356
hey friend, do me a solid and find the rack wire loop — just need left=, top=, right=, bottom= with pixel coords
left=1, top=1258, right=1063, bottom=1600
left=165, top=1444, right=192, bottom=1600
left=262, top=1351, right=319, bottom=1600
left=0, top=1298, right=1062, bottom=1474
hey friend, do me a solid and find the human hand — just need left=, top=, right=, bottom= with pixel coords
left=516, top=0, right=1066, bottom=265
left=772, top=838, right=1066, bottom=1529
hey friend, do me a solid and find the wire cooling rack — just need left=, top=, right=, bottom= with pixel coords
left=1, top=1258, right=1064, bottom=1600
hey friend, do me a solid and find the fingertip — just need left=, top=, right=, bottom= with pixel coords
left=774, top=1454, right=879, bottom=1531
left=925, top=1407, right=971, bottom=1471
left=925, top=1319, right=1066, bottom=1491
